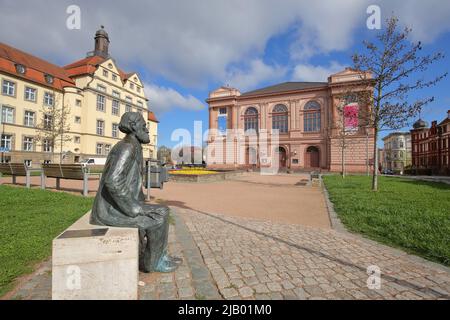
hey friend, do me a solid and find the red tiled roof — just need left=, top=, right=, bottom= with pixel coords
left=64, top=55, right=135, bottom=83
left=0, top=42, right=75, bottom=90
left=148, top=111, right=159, bottom=122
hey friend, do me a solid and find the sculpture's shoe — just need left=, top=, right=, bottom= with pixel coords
left=162, top=254, right=183, bottom=265
left=154, top=257, right=180, bottom=273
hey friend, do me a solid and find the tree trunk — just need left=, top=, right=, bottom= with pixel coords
left=371, top=127, right=379, bottom=191
left=341, top=142, right=345, bottom=178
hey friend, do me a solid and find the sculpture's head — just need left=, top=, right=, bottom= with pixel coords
left=119, top=112, right=150, bottom=144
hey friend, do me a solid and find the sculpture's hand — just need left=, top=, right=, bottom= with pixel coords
left=128, top=205, right=144, bottom=218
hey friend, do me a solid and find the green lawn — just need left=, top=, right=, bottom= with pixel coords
left=323, top=175, right=450, bottom=266
left=0, top=186, right=93, bottom=296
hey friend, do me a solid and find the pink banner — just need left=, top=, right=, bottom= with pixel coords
left=344, top=104, right=359, bottom=132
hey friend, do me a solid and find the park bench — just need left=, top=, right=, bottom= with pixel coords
left=0, top=163, right=43, bottom=188
left=42, top=164, right=102, bottom=196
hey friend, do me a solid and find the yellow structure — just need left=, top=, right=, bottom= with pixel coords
left=0, top=27, right=158, bottom=166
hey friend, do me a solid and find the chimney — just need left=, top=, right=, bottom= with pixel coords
left=94, top=26, right=110, bottom=58
left=448, top=110, right=450, bottom=119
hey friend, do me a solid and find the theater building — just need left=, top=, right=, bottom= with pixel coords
left=410, top=111, right=450, bottom=175
left=0, top=26, right=158, bottom=165
left=206, top=68, right=374, bottom=172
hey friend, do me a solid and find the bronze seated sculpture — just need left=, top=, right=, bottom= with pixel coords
left=90, top=112, right=181, bottom=273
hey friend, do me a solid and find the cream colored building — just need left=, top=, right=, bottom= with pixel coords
left=0, top=27, right=158, bottom=166
left=382, top=132, right=412, bottom=174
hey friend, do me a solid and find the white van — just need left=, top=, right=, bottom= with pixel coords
left=79, top=158, right=107, bottom=166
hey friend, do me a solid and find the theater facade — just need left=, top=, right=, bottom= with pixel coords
left=206, top=68, right=375, bottom=172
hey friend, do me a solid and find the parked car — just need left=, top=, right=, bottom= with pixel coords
left=382, top=169, right=394, bottom=175
left=79, top=158, right=107, bottom=167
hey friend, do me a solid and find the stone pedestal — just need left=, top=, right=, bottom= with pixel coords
left=52, top=212, right=139, bottom=300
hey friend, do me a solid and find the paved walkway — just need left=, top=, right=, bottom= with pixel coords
left=2, top=173, right=450, bottom=300
left=6, top=207, right=450, bottom=300
left=151, top=173, right=330, bottom=228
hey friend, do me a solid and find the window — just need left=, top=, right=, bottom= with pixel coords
left=97, top=84, right=106, bottom=92
left=74, top=136, right=80, bottom=144
left=74, top=116, right=81, bottom=124
left=112, top=74, right=117, bottom=81
left=218, top=108, right=227, bottom=134
left=125, top=96, right=132, bottom=112
left=2, top=80, right=15, bottom=96
left=103, top=69, right=109, bottom=77
left=23, top=136, right=33, bottom=151
left=304, top=101, right=321, bottom=132
left=137, top=86, right=141, bottom=93
left=96, top=143, right=103, bottom=155
left=1, top=106, right=14, bottom=123
left=97, top=94, right=105, bottom=111
left=24, top=87, right=37, bottom=101
left=44, top=74, right=54, bottom=84
left=44, top=92, right=54, bottom=106
left=1, top=134, right=12, bottom=151
left=24, top=160, right=32, bottom=167
left=112, top=123, right=119, bottom=138
left=112, top=90, right=120, bottom=98
left=272, top=104, right=288, bottom=133
left=244, top=107, right=258, bottom=133
left=105, top=144, right=111, bottom=155
left=75, top=99, right=82, bottom=107
left=137, top=100, right=143, bottom=109
left=24, top=111, right=35, bottom=127
left=112, top=99, right=120, bottom=116
left=44, top=114, right=53, bottom=130
left=43, top=139, right=52, bottom=152
left=129, top=83, right=134, bottom=90
left=97, top=120, right=105, bottom=136
left=16, top=64, right=26, bottom=74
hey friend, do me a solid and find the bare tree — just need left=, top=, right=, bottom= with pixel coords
left=352, top=16, right=447, bottom=191
left=35, top=92, right=72, bottom=164
left=332, top=91, right=372, bottom=178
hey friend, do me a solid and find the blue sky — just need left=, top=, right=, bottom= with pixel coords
left=1, top=0, right=449, bottom=148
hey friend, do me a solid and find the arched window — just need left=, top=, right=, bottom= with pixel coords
left=244, top=107, right=258, bottom=133
left=304, top=101, right=321, bottom=132
left=272, top=104, right=288, bottom=133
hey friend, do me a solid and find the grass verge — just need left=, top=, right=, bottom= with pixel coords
left=0, top=185, right=93, bottom=296
left=322, top=175, right=450, bottom=266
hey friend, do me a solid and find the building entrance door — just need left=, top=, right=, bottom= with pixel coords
left=305, top=146, right=320, bottom=168
left=277, top=147, right=287, bottom=168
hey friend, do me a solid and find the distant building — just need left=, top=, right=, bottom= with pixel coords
left=206, top=68, right=375, bottom=172
left=382, top=132, right=411, bottom=174
left=0, top=26, right=158, bottom=165
left=410, top=111, right=450, bottom=175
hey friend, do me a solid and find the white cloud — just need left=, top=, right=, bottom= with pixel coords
left=292, top=61, right=347, bottom=82
left=144, top=84, right=204, bottom=114
left=225, top=59, right=287, bottom=92
left=0, top=0, right=449, bottom=88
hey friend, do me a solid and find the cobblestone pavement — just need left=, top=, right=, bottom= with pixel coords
left=179, top=208, right=450, bottom=300
left=6, top=207, right=450, bottom=300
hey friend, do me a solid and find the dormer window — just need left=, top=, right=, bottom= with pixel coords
left=44, top=74, right=54, bottom=84
left=15, top=64, right=26, bottom=74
